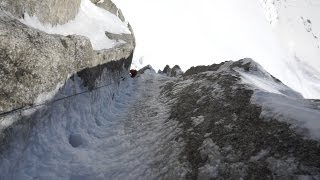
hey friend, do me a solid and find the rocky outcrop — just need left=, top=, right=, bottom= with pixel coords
left=161, top=59, right=320, bottom=179
left=0, top=15, right=95, bottom=113
left=0, top=0, right=135, bottom=131
left=138, top=65, right=155, bottom=74
left=91, top=0, right=125, bottom=22
left=171, top=65, right=183, bottom=77
left=160, top=65, right=183, bottom=77
left=162, top=65, right=171, bottom=75
left=0, top=0, right=81, bottom=25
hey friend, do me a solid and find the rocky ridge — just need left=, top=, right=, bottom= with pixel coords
left=160, top=59, right=320, bottom=179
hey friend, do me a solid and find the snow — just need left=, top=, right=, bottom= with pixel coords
left=253, top=92, right=320, bottom=140
left=238, top=67, right=320, bottom=141
left=237, top=70, right=299, bottom=97
left=113, top=0, right=320, bottom=99
left=19, top=0, right=130, bottom=50
left=258, top=0, right=320, bottom=99
left=0, top=70, right=189, bottom=179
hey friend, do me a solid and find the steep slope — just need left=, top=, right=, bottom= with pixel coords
left=161, top=59, right=320, bottom=179
left=0, top=0, right=134, bottom=132
left=259, top=0, right=320, bottom=98
left=112, top=0, right=320, bottom=99
left=0, top=68, right=186, bottom=179
left=1, top=57, right=319, bottom=179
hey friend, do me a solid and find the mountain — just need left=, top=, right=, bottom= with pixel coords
left=112, top=0, right=320, bottom=99
left=0, top=0, right=320, bottom=179
left=1, top=57, right=320, bottom=179
left=0, top=0, right=134, bottom=129
left=161, top=59, right=320, bottom=179
left=259, top=0, right=320, bottom=98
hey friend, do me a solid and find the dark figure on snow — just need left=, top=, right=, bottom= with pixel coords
left=130, top=69, right=138, bottom=78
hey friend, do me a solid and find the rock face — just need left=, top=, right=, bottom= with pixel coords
left=161, top=59, right=320, bottom=179
left=160, top=64, right=183, bottom=77
left=0, top=0, right=81, bottom=24
left=0, top=15, right=93, bottom=113
left=138, top=64, right=155, bottom=74
left=0, top=0, right=135, bottom=132
left=91, top=0, right=125, bottom=22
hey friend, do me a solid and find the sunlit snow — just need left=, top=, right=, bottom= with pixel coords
left=19, top=0, right=131, bottom=50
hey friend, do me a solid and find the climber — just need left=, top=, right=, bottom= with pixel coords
left=130, top=69, right=138, bottom=78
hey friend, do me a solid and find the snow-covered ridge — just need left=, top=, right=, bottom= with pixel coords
left=160, top=60, right=320, bottom=178
left=236, top=59, right=320, bottom=140
left=19, top=0, right=131, bottom=50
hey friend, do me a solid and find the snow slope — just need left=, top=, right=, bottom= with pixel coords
left=0, top=71, right=187, bottom=179
left=19, top=0, right=131, bottom=50
left=113, top=0, right=320, bottom=99
left=258, top=0, right=320, bottom=99
left=237, top=59, right=320, bottom=140
left=1, top=61, right=320, bottom=178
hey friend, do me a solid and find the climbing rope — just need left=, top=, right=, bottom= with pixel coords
left=0, top=77, right=126, bottom=118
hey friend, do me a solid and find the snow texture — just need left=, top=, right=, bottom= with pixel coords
left=114, top=0, right=320, bottom=99
left=238, top=62, right=320, bottom=141
left=258, top=0, right=320, bottom=99
left=0, top=71, right=189, bottom=179
left=19, top=0, right=131, bottom=50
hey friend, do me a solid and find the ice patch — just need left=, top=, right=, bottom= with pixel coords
left=19, top=0, right=130, bottom=50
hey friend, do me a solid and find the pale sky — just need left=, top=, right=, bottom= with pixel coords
left=112, top=0, right=285, bottom=71
left=112, top=0, right=320, bottom=98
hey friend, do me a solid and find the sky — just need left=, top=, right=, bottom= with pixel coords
left=21, top=0, right=320, bottom=98
left=112, top=0, right=285, bottom=71
left=112, top=0, right=320, bottom=99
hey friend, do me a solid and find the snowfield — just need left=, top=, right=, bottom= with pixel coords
left=19, top=0, right=131, bottom=50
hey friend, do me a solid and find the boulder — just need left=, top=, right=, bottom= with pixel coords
left=0, top=0, right=135, bottom=120
left=0, top=15, right=93, bottom=113
left=0, top=0, right=81, bottom=25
